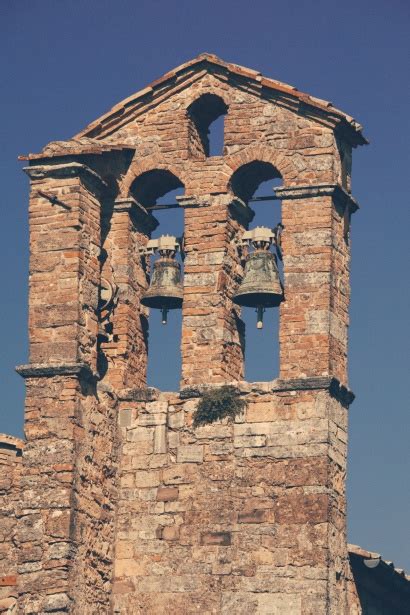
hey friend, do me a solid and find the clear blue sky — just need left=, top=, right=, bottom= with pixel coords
left=1, top=0, right=409, bottom=569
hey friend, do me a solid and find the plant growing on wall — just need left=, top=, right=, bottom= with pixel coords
left=192, top=385, right=247, bottom=427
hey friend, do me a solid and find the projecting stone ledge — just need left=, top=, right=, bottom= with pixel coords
left=16, top=362, right=96, bottom=380
left=180, top=376, right=355, bottom=407
left=275, top=183, right=359, bottom=213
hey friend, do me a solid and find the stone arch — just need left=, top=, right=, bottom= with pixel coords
left=130, top=169, right=184, bottom=209
left=225, top=145, right=295, bottom=192
left=182, top=81, right=233, bottom=112
left=186, top=93, right=228, bottom=158
left=119, top=155, right=187, bottom=199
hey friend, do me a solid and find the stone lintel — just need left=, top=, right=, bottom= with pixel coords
left=24, top=162, right=107, bottom=192
left=275, top=183, right=359, bottom=213
left=16, top=362, right=95, bottom=380
left=118, top=387, right=160, bottom=402
left=180, top=376, right=354, bottom=407
left=114, top=196, right=159, bottom=233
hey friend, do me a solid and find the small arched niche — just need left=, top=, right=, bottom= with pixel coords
left=187, top=94, right=228, bottom=158
left=130, top=169, right=185, bottom=391
left=230, top=161, right=284, bottom=382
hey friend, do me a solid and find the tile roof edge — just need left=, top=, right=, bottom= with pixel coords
left=348, top=543, right=410, bottom=582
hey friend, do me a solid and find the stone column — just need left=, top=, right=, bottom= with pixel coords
left=277, top=184, right=358, bottom=385
left=16, top=160, right=117, bottom=614
left=99, top=196, right=158, bottom=389
left=178, top=193, right=253, bottom=388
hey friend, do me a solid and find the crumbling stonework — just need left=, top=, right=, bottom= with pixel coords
left=0, top=434, right=24, bottom=614
left=4, top=53, right=407, bottom=614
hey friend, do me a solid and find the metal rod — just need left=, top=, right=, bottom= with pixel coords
left=146, top=195, right=280, bottom=211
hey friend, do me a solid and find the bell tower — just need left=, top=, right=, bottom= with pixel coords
left=16, top=54, right=366, bottom=614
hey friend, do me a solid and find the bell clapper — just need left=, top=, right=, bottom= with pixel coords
left=161, top=308, right=169, bottom=325
left=256, top=306, right=265, bottom=329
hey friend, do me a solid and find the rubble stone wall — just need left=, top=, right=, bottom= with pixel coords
left=0, top=436, right=23, bottom=614
left=17, top=373, right=119, bottom=615
left=112, top=384, right=351, bottom=614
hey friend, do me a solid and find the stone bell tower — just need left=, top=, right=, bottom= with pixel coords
left=15, top=54, right=366, bottom=614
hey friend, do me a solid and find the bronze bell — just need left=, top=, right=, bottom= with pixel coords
left=141, top=235, right=183, bottom=324
left=233, top=226, right=283, bottom=329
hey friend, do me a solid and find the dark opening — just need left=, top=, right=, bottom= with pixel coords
left=131, top=169, right=183, bottom=208
left=231, top=163, right=283, bottom=382
left=187, top=94, right=228, bottom=158
left=133, top=174, right=185, bottom=391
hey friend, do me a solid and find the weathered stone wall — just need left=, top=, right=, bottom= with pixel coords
left=16, top=371, right=119, bottom=614
left=16, top=163, right=119, bottom=613
left=112, top=382, right=352, bottom=614
left=7, top=56, right=368, bottom=613
left=0, top=435, right=23, bottom=614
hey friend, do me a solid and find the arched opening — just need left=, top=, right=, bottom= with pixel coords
left=230, top=161, right=283, bottom=382
left=187, top=94, right=228, bottom=158
left=130, top=170, right=185, bottom=391
left=131, top=169, right=183, bottom=209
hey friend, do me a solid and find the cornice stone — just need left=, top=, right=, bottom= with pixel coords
left=24, top=162, right=107, bottom=191
left=16, top=362, right=95, bottom=380
left=275, top=183, right=359, bottom=212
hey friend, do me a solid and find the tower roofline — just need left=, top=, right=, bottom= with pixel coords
left=20, top=53, right=367, bottom=161
left=75, top=52, right=367, bottom=146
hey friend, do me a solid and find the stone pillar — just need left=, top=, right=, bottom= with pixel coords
left=99, top=197, right=158, bottom=389
left=179, top=193, right=252, bottom=387
left=277, top=184, right=358, bottom=384
left=16, top=161, right=117, bottom=614
left=24, top=162, right=105, bottom=369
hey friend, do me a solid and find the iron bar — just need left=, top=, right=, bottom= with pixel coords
left=145, top=195, right=280, bottom=211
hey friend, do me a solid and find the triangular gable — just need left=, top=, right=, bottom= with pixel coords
left=75, top=53, right=367, bottom=146
left=21, top=53, right=367, bottom=160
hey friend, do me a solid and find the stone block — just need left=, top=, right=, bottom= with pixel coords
left=238, top=509, right=269, bottom=524
left=156, top=487, right=179, bottom=502
left=177, top=445, right=204, bottom=463
left=153, top=424, right=167, bottom=454
left=158, top=525, right=180, bottom=541
left=200, top=532, right=231, bottom=546
left=168, top=411, right=184, bottom=429
left=133, top=471, right=160, bottom=488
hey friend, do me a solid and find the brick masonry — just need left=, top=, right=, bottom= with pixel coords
left=1, top=54, right=380, bottom=613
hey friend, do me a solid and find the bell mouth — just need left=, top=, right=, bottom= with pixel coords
left=233, top=292, right=283, bottom=308
left=141, top=294, right=183, bottom=310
